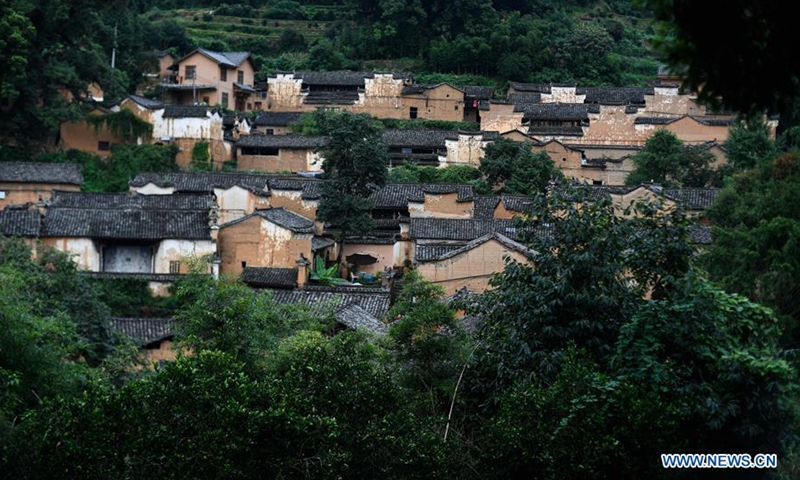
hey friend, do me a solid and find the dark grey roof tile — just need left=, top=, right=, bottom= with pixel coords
left=0, top=209, right=41, bottom=236
left=0, top=162, right=83, bottom=185
left=109, top=317, right=172, bottom=346
left=236, top=134, right=327, bottom=149
left=241, top=267, right=298, bottom=289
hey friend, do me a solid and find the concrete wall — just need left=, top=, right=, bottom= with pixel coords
left=408, top=192, right=474, bottom=219
left=0, top=182, right=80, bottom=209
left=218, top=215, right=313, bottom=275
left=416, top=239, right=531, bottom=295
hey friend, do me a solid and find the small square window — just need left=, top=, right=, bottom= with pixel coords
left=593, top=180, right=603, bottom=185
left=185, top=65, right=196, bottom=80
left=266, top=129, right=274, bottom=135
left=241, top=261, right=247, bottom=269
left=202, top=96, right=210, bottom=104
left=0, top=191, right=6, bottom=200
left=409, top=106, right=418, bottom=119
left=98, top=141, right=110, bottom=151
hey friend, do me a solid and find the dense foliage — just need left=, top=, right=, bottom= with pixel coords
left=626, top=130, right=719, bottom=187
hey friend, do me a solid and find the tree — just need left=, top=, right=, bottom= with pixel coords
left=479, top=138, right=563, bottom=194
left=616, top=275, right=798, bottom=457
left=315, top=110, right=389, bottom=264
left=645, top=0, right=798, bottom=115
left=471, top=188, right=693, bottom=388
left=701, top=151, right=800, bottom=339
left=724, top=118, right=778, bottom=171
left=626, top=130, right=717, bottom=187
left=387, top=271, right=469, bottom=416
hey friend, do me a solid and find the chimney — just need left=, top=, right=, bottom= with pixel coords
left=296, top=253, right=310, bottom=289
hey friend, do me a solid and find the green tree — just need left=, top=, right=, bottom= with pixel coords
left=645, top=0, right=798, bottom=115
left=472, top=188, right=692, bottom=387
left=315, top=110, right=389, bottom=264
left=387, top=271, right=469, bottom=416
left=701, top=151, right=800, bottom=338
left=626, top=130, right=717, bottom=187
left=616, top=275, right=798, bottom=457
left=724, top=118, right=777, bottom=171
left=480, top=138, right=563, bottom=194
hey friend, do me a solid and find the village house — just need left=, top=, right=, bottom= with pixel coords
left=0, top=190, right=219, bottom=295
left=266, top=71, right=491, bottom=123
left=480, top=83, right=756, bottom=182
left=251, top=112, right=304, bottom=135
left=59, top=106, right=132, bottom=157
left=235, top=134, right=327, bottom=172
left=217, top=207, right=316, bottom=276
left=161, top=48, right=257, bottom=111
left=0, top=162, right=83, bottom=209
left=109, top=317, right=178, bottom=365
left=382, top=130, right=498, bottom=168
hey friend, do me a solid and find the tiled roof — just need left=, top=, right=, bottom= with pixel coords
left=267, top=285, right=391, bottom=320
left=130, top=172, right=271, bottom=194
left=335, top=303, right=388, bottom=335
left=414, top=243, right=465, bottom=261
left=268, top=177, right=322, bottom=199
left=292, top=70, right=411, bottom=86
left=527, top=125, right=585, bottom=136
left=382, top=129, right=450, bottom=148
left=507, top=92, right=542, bottom=104
left=688, top=224, right=713, bottom=244
left=312, top=236, right=335, bottom=250
left=579, top=87, right=653, bottom=105
left=41, top=208, right=211, bottom=240
left=233, top=82, right=256, bottom=93
left=195, top=48, right=251, bottom=68
left=473, top=196, right=500, bottom=219
left=0, top=162, right=83, bottom=185
left=257, top=208, right=314, bottom=233
left=518, top=103, right=589, bottom=121
left=0, top=209, right=41, bottom=236
left=109, top=317, right=172, bottom=346
left=508, top=82, right=553, bottom=93
left=50, top=191, right=213, bottom=210
left=81, top=272, right=185, bottom=282
left=163, top=105, right=214, bottom=118
left=634, top=116, right=679, bottom=125
left=253, top=112, right=304, bottom=126
left=304, top=91, right=360, bottom=105
left=460, top=85, right=495, bottom=100
left=236, top=134, right=327, bottom=149
left=370, top=183, right=474, bottom=208
left=241, top=267, right=298, bottom=289
left=410, top=218, right=516, bottom=241
left=126, top=94, right=165, bottom=110
left=663, top=188, right=719, bottom=210
left=415, top=232, right=536, bottom=263
left=691, top=116, right=734, bottom=126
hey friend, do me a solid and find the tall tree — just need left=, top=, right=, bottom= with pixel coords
left=315, top=110, right=388, bottom=264
left=626, top=130, right=717, bottom=187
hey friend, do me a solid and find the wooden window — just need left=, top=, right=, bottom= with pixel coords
left=221, top=92, right=229, bottom=108
left=98, top=141, right=110, bottom=151
left=202, top=96, right=210, bottom=104
left=266, top=129, right=274, bottom=135
left=220, top=67, right=227, bottom=81
left=238, top=70, right=244, bottom=84
left=409, top=106, right=418, bottom=119
left=169, top=261, right=181, bottom=274
left=185, top=65, right=196, bottom=80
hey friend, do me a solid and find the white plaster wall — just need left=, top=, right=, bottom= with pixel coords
left=152, top=110, right=224, bottom=141
left=51, top=238, right=101, bottom=271
left=358, top=74, right=404, bottom=107
left=132, top=183, right=175, bottom=195
left=540, top=87, right=586, bottom=104
left=215, top=186, right=255, bottom=224
left=154, top=239, right=216, bottom=273
left=267, top=74, right=305, bottom=108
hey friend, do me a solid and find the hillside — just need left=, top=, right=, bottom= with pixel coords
left=142, top=0, right=661, bottom=89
